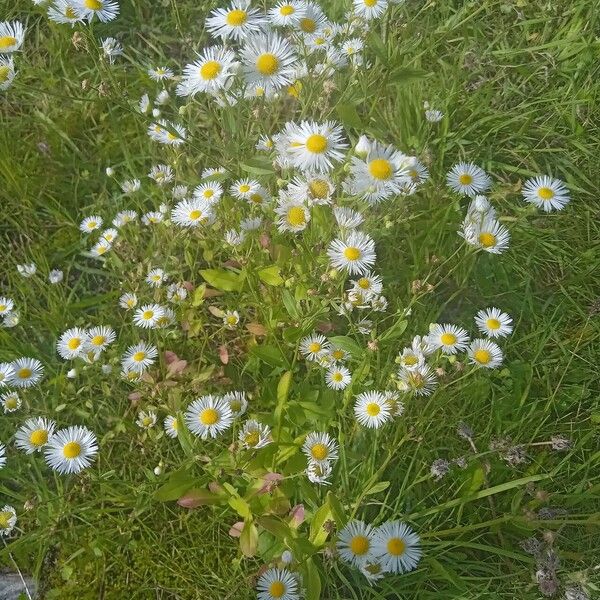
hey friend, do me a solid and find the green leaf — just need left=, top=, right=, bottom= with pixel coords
left=309, top=501, right=333, bottom=546
left=281, top=289, right=299, bottom=318
left=177, top=488, right=222, bottom=508
left=327, top=492, right=348, bottom=527
left=336, top=104, right=363, bottom=130
left=240, top=157, right=275, bottom=176
left=192, top=284, right=206, bottom=306
left=258, top=516, right=292, bottom=540
left=387, top=68, right=429, bottom=85
left=199, top=268, right=242, bottom=292
left=304, top=558, right=322, bottom=600
left=367, top=31, right=388, bottom=64
left=379, top=317, right=407, bottom=341
left=154, top=468, right=196, bottom=502
left=329, top=335, right=363, bottom=358
left=275, top=370, right=292, bottom=425
left=240, top=520, right=258, bottom=557
left=258, top=265, right=284, bottom=286
left=250, top=344, right=286, bottom=367
left=364, top=481, right=390, bottom=496
left=228, top=496, right=252, bottom=519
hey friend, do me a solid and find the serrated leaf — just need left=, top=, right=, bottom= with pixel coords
left=199, top=269, right=242, bottom=292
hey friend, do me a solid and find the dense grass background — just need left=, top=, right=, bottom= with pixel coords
left=1, top=0, right=599, bottom=598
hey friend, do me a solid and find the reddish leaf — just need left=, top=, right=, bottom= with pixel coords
left=164, top=350, right=180, bottom=364
left=316, top=321, right=335, bottom=333
left=258, top=472, right=284, bottom=495
left=259, top=233, right=271, bottom=248
left=167, top=359, right=188, bottom=375
left=128, top=392, right=142, bottom=403
left=219, top=345, right=229, bottom=365
left=204, top=288, right=224, bottom=298
left=246, top=322, right=268, bottom=336
left=177, top=488, right=221, bottom=508
left=229, top=521, right=244, bottom=538
left=182, top=281, right=194, bottom=292
left=289, top=504, right=305, bottom=527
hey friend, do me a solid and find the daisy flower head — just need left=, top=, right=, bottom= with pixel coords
left=57, top=327, right=89, bottom=360
left=142, top=211, right=164, bottom=226
left=75, top=0, right=119, bottom=22
left=275, top=196, right=311, bottom=233
left=223, top=310, right=240, bottom=329
left=80, top=215, right=102, bottom=233
left=206, top=0, right=267, bottom=41
left=327, top=231, right=376, bottom=276
left=397, top=346, right=425, bottom=372
left=337, top=520, right=376, bottom=567
left=522, top=175, right=570, bottom=212
left=468, top=338, right=503, bottom=369
left=306, top=459, right=333, bottom=485
left=3, top=312, right=19, bottom=328
left=276, top=120, right=347, bottom=173
left=1, top=391, right=20, bottom=413
left=0, top=363, right=14, bottom=387
left=101, top=37, right=123, bottom=63
left=163, top=415, right=180, bottom=438
left=359, top=558, right=386, bottom=583
left=239, top=419, right=272, bottom=449
left=447, top=162, right=491, bottom=197
left=148, top=66, right=174, bottom=81
left=146, top=268, right=167, bottom=287
left=167, top=282, right=188, bottom=303
left=193, top=181, right=223, bottom=203
left=341, top=38, right=364, bottom=64
left=15, top=417, right=56, bottom=454
left=302, top=431, right=338, bottom=465
left=427, top=323, right=470, bottom=355
left=230, top=178, right=260, bottom=201
left=0, top=21, right=24, bottom=53
left=100, top=228, right=118, bottom=244
left=17, top=263, right=36, bottom=278
left=0, top=505, right=16, bottom=537
left=44, top=425, right=98, bottom=475
left=407, top=159, right=430, bottom=188
left=48, top=269, right=64, bottom=284
left=90, top=239, right=111, bottom=258
left=425, top=108, right=444, bottom=122
left=325, top=365, right=351, bottom=390
left=373, top=521, right=422, bottom=574
left=333, top=206, right=364, bottom=230
left=300, top=333, right=331, bottom=361
left=0, top=56, right=16, bottom=90
left=256, top=134, right=275, bottom=151
left=133, top=304, right=165, bottom=329
left=296, top=1, right=327, bottom=34
left=136, top=410, right=157, bottom=429
left=351, top=271, right=383, bottom=298
left=256, top=568, right=300, bottom=600
left=10, top=357, right=43, bottom=388
left=354, top=391, right=392, bottom=428
left=269, top=1, right=306, bottom=27
left=121, top=342, right=158, bottom=373
left=475, top=307, right=513, bottom=338
left=223, top=390, right=248, bottom=417
left=149, top=120, right=186, bottom=146
left=353, top=0, right=389, bottom=20
left=398, top=364, right=437, bottom=397
left=177, top=46, right=237, bottom=97
left=462, top=217, right=510, bottom=255
left=148, top=164, right=173, bottom=186
left=287, top=174, right=334, bottom=206
left=466, top=195, right=496, bottom=222
left=171, top=198, right=213, bottom=228
left=0, top=297, right=14, bottom=317
left=48, top=0, right=84, bottom=26
left=119, top=292, right=137, bottom=310
left=185, top=395, right=233, bottom=439
left=240, top=216, right=263, bottom=231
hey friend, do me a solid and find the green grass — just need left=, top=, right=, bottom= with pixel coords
left=1, top=0, right=599, bottom=598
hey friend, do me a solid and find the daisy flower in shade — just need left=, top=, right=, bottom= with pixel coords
left=522, top=175, right=570, bottom=212
left=337, top=520, right=376, bottom=567
left=57, top=327, right=89, bottom=360
left=329, top=346, right=348, bottom=363
left=146, top=268, right=167, bottom=287
left=193, top=181, right=223, bottom=203
left=372, top=521, right=422, bottom=574
left=256, top=568, right=300, bottom=600
left=17, top=263, right=36, bottom=278
left=44, top=426, right=98, bottom=475
left=148, top=66, right=174, bottom=81
left=333, top=206, right=364, bottom=230
left=275, top=197, right=311, bottom=233
left=0, top=363, right=14, bottom=387
left=163, top=415, right=180, bottom=438
left=121, top=178, right=141, bottom=194
left=90, top=239, right=111, bottom=258
left=225, top=230, right=245, bottom=246
left=325, top=365, right=351, bottom=390
left=327, top=231, right=376, bottom=276
left=475, top=307, right=513, bottom=338
left=427, top=323, right=470, bottom=354
left=397, top=346, right=425, bottom=372
left=1, top=392, right=20, bottom=413
left=351, top=271, right=383, bottom=298
left=206, top=1, right=267, bottom=41
left=462, top=217, right=510, bottom=254
left=398, top=364, right=437, bottom=397
left=101, top=37, right=123, bottom=63
left=407, top=160, right=430, bottom=188
left=15, top=417, right=56, bottom=454
left=300, top=333, right=331, bottom=361
left=0, top=505, right=16, bottom=536
left=223, top=391, right=248, bottom=417
left=75, top=0, right=119, bottom=22
left=245, top=186, right=271, bottom=206
left=49, top=269, right=64, bottom=284
left=167, top=283, right=188, bottom=303
left=121, top=342, right=158, bottom=373
left=0, top=56, right=16, bottom=90
left=256, top=134, right=274, bottom=151
left=142, top=211, right=164, bottom=226
left=353, top=0, right=389, bottom=20
left=341, top=38, right=365, bottom=65
left=239, top=419, right=272, bottom=450
left=148, top=164, right=173, bottom=186
left=185, top=395, right=233, bottom=439
left=119, top=292, right=137, bottom=310
left=296, top=1, right=327, bottom=34
left=465, top=195, right=496, bottom=224
left=150, top=120, right=186, bottom=146
left=48, top=1, right=83, bottom=25
left=0, top=297, right=14, bottom=317
left=0, top=21, right=24, bottom=53
left=269, top=1, right=306, bottom=26
left=177, top=46, right=237, bottom=97
left=302, top=431, right=338, bottom=465
left=223, top=310, right=240, bottom=329
left=359, top=558, right=386, bottom=583
left=241, top=217, right=263, bottom=231
left=10, top=358, right=43, bottom=388
left=306, top=459, right=333, bottom=485
left=80, top=215, right=102, bottom=233
left=425, top=108, right=444, bottom=122
left=287, top=174, right=334, bottom=206
left=100, top=228, right=118, bottom=244
left=354, top=391, right=393, bottom=428
left=3, top=311, right=18, bottom=328
left=447, top=162, right=491, bottom=197
left=171, top=198, right=213, bottom=228
left=276, top=120, right=347, bottom=173
left=136, top=410, right=157, bottom=429
left=468, top=338, right=503, bottom=369
left=133, top=304, right=165, bottom=329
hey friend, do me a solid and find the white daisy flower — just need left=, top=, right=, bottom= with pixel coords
left=206, top=1, right=267, bottom=41
left=286, top=174, right=334, bottom=206
left=474, top=307, right=513, bottom=338
left=142, top=211, right=164, bottom=226
left=48, top=269, right=64, bottom=284
left=230, top=178, right=260, bottom=201
left=359, top=558, right=386, bottom=583
left=80, top=215, right=103, bottom=233
left=354, top=391, right=392, bottom=428
left=113, top=210, right=138, bottom=228
left=146, top=268, right=167, bottom=287
left=0, top=56, right=16, bottom=90
left=17, top=263, right=36, bottom=278
left=256, top=134, right=275, bottom=151
left=48, top=0, right=84, bottom=26
left=333, top=206, right=364, bottom=229
left=119, top=292, right=137, bottom=310
left=350, top=272, right=383, bottom=298
left=299, top=333, right=331, bottom=361
left=372, top=521, right=422, bottom=573
left=57, top=327, right=89, bottom=359
left=461, top=217, right=510, bottom=254
left=397, top=347, right=425, bottom=372
left=256, top=568, right=300, bottom=600
left=9, top=357, right=44, bottom=388
left=90, top=239, right=112, bottom=258
left=0, top=21, right=25, bottom=53
left=0, top=505, right=16, bottom=536
left=177, top=46, right=237, bottom=97
left=149, top=120, right=186, bottom=146
left=121, top=179, right=141, bottom=194
left=353, top=0, right=388, bottom=20
left=275, top=197, right=311, bottom=233
left=325, top=365, right=351, bottom=390
left=133, top=304, right=165, bottom=329
left=337, top=520, right=376, bottom=567
left=44, top=425, right=98, bottom=474
left=15, top=417, right=56, bottom=454
left=171, top=198, right=213, bottom=228
left=2, top=312, right=19, bottom=328
left=268, top=1, right=306, bottom=27
left=74, top=0, right=119, bottom=23
left=398, top=364, right=437, bottom=397
left=223, top=390, right=248, bottom=417
left=240, top=216, right=263, bottom=231
left=100, top=228, right=118, bottom=244
left=1, top=391, right=20, bottom=413
left=163, top=415, right=180, bottom=438
left=296, top=1, right=327, bottom=34
left=223, top=310, right=240, bottom=329
left=302, top=431, right=338, bottom=465
left=425, top=108, right=444, bottom=122
left=225, top=230, right=245, bottom=246
left=447, top=162, right=491, bottom=197
left=468, top=338, right=503, bottom=369
left=0, top=363, right=14, bottom=387
left=185, top=395, right=233, bottom=439
left=306, top=459, right=333, bottom=485
left=239, top=419, right=272, bottom=449
left=148, top=66, right=174, bottom=81
left=148, top=164, right=173, bottom=186
left=522, top=175, right=570, bottom=212
left=167, top=283, right=188, bottom=303
left=0, top=297, right=14, bottom=317
left=193, top=181, right=223, bottom=203
left=327, top=231, right=376, bottom=275
left=101, top=37, right=123, bottom=63
left=121, top=342, right=158, bottom=373
left=136, top=410, right=157, bottom=429
left=426, top=323, right=470, bottom=354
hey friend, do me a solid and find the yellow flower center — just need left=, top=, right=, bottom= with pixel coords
left=250, top=193, right=263, bottom=204
left=142, top=416, right=153, bottom=427
left=369, top=158, right=392, bottom=180
left=310, top=443, right=328, bottom=460
left=87, top=221, right=97, bottom=229
left=350, top=535, right=370, bottom=555
left=478, top=232, right=496, bottom=248
left=5, top=398, right=17, bottom=409
left=300, top=17, right=316, bottom=32
left=314, top=37, right=325, bottom=45
left=280, top=5, right=295, bottom=15
left=91, top=335, right=105, bottom=346
left=226, top=315, right=238, bottom=325
left=332, top=372, right=343, bottom=382
left=0, top=305, right=5, bottom=312
left=474, top=349, right=491, bottom=364
left=244, top=430, right=260, bottom=447
left=364, top=0, right=378, bottom=6
left=200, top=60, right=222, bottom=80
left=30, top=429, right=48, bottom=446
left=189, top=210, right=202, bottom=221
left=0, top=511, right=13, bottom=529
left=229, top=400, right=242, bottom=412
left=238, top=184, right=251, bottom=193
left=286, top=206, right=306, bottom=227
left=486, top=318, right=500, bottom=330
left=256, top=53, right=279, bottom=75
left=84, top=0, right=103, bottom=9
left=199, top=408, right=219, bottom=425
left=331, top=349, right=344, bottom=360
left=387, top=537, right=406, bottom=556
left=538, top=186, right=554, bottom=200
left=305, top=134, right=328, bottom=154
left=126, top=299, right=135, bottom=307
left=132, top=351, right=146, bottom=362
left=308, top=178, right=329, bottom=199
left=226, top=9, right=247, bottom=26
left=269, top=582, right=285, bottom=598
left=308, top=342, right=321, bottom=353
left=0, top=37, right=17, bottom=49
left=142, top=310, right=154, bottom=320
left=203, top=189, right=214, bottom=198
left=17, top=368, right=32, bottom=379
left=404, top=355, right=418, bottom=366
left=366, top=402, right=380, bottom=416
left=0, top=66, right=10, bottom=83
left=440, top=333, right=457, bottom=346
left=364, top=562, right=382, bottom=575
left=67, top=338, right=81, bottom=350
left=357, top=277, right=370, bottom=289
left=459, top=173, right=473, bottom=185
left=63, top=441, right=81, bottom=459
left=343, top=247, right=361, bottom=261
